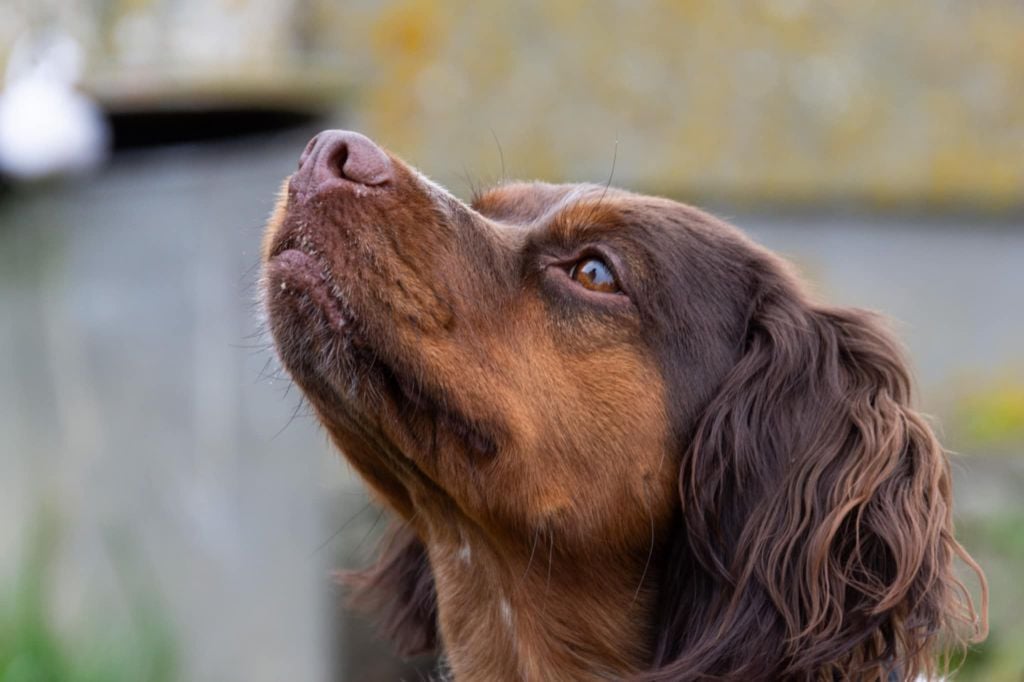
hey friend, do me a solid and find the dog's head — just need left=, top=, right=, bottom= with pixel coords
left=262, top=131, right=985, bottom=680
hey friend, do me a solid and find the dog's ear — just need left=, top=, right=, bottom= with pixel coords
left=652, top=270, right=986, bottom=681
left=343, top=522, right=438, bottom=657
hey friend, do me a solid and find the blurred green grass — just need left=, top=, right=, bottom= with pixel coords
left=0, top=517, right=178, bottom=682
left=955, top=511, right=1024, bottom=681
left=5, top=510, right=1020, bottom=681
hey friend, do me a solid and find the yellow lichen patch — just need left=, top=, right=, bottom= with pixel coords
left=953, top=377, right=1024, bottom=452
left=328, top=0, right=1024, bottom=207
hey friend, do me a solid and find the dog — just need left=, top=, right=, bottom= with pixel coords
left=261, top=130, right=986, bottom=681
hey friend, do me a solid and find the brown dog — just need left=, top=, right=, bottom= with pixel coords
left=261, top=130, right=986, bottom=681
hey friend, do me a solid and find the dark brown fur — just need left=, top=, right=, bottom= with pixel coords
left=262, top=136, right=986, bottom=681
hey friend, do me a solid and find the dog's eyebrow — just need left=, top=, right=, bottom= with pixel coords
left=547, top=196, right=624, bottom=244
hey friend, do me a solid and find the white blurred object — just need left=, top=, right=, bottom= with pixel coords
left=0, top=31, right=110, bottom=180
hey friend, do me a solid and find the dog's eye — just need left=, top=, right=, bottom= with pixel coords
left=569, top=257, right=620, bottom=294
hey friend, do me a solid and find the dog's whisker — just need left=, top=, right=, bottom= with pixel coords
left=541, top=527, right=554, bottom=616
left=270, top=394, right=309, bottom=441
left=239, top=258, right=263, bottom=285
left=309, top=501, right=372, bottom=557
left=489, top=128, right=507, bottom=184
left=631, top=478, right=656, bottom=607
left=518, top=525, right=541, bottom=589
left=351, top=507, right=386, bottom=558
left=255, top=356, right=276, bottom=382
left=584, top=136, right=618, bottom=228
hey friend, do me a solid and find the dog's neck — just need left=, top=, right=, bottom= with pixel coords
left=424, top=520, right=656, bottom=681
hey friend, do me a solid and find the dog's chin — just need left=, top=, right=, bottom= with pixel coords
left=264, top=250, right=421, bottom=436
left=263, top=248, right=371, bottom=406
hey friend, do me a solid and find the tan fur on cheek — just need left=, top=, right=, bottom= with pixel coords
left=260, top=178, right=292, bottom=263
left=468, top=301, right=676, bottom=547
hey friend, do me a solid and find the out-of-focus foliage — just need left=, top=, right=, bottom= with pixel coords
left=956, top=512, right=1024, bottom=681
left=0, top=515, right=178, bottom=682
left=954, top=378, right=1024, bottom=452
left=2, top=0, right=1023, bottom=205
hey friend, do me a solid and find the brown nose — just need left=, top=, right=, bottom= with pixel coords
left=291, top=130, right=392, bottom=195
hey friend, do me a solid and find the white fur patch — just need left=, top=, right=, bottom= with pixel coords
left=499, top=597, right=513, bottom=629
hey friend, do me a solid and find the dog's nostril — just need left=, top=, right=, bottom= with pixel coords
left=328, top=142, right=349, bottom=180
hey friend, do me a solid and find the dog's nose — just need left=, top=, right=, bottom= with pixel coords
left=292, top=130, right=392, bottom=194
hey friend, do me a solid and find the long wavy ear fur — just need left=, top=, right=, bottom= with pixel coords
left=650, top=263, right=987, bottom=681
left=343, top=522, right=439, bottom=657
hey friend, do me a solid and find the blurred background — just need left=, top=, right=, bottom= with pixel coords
left=0, top=1, right=1021, bottom=680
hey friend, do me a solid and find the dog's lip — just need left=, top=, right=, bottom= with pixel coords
left=267, top=247, right=320, bottom=281
left=271, top=247, right=314, bottom=269
left=267, top=248, right=349, bottom=330
left=268, top=228, right=310, bottom=261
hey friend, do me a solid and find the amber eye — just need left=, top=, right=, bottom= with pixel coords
left=569, top=257, right=620, bottom=293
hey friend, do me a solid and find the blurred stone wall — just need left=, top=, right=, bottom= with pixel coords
left=0, top=0, right=309, bottom=72
left=326, top=0, right=1024, bottom=207
left=3, top=0, right=1022, bottom=206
